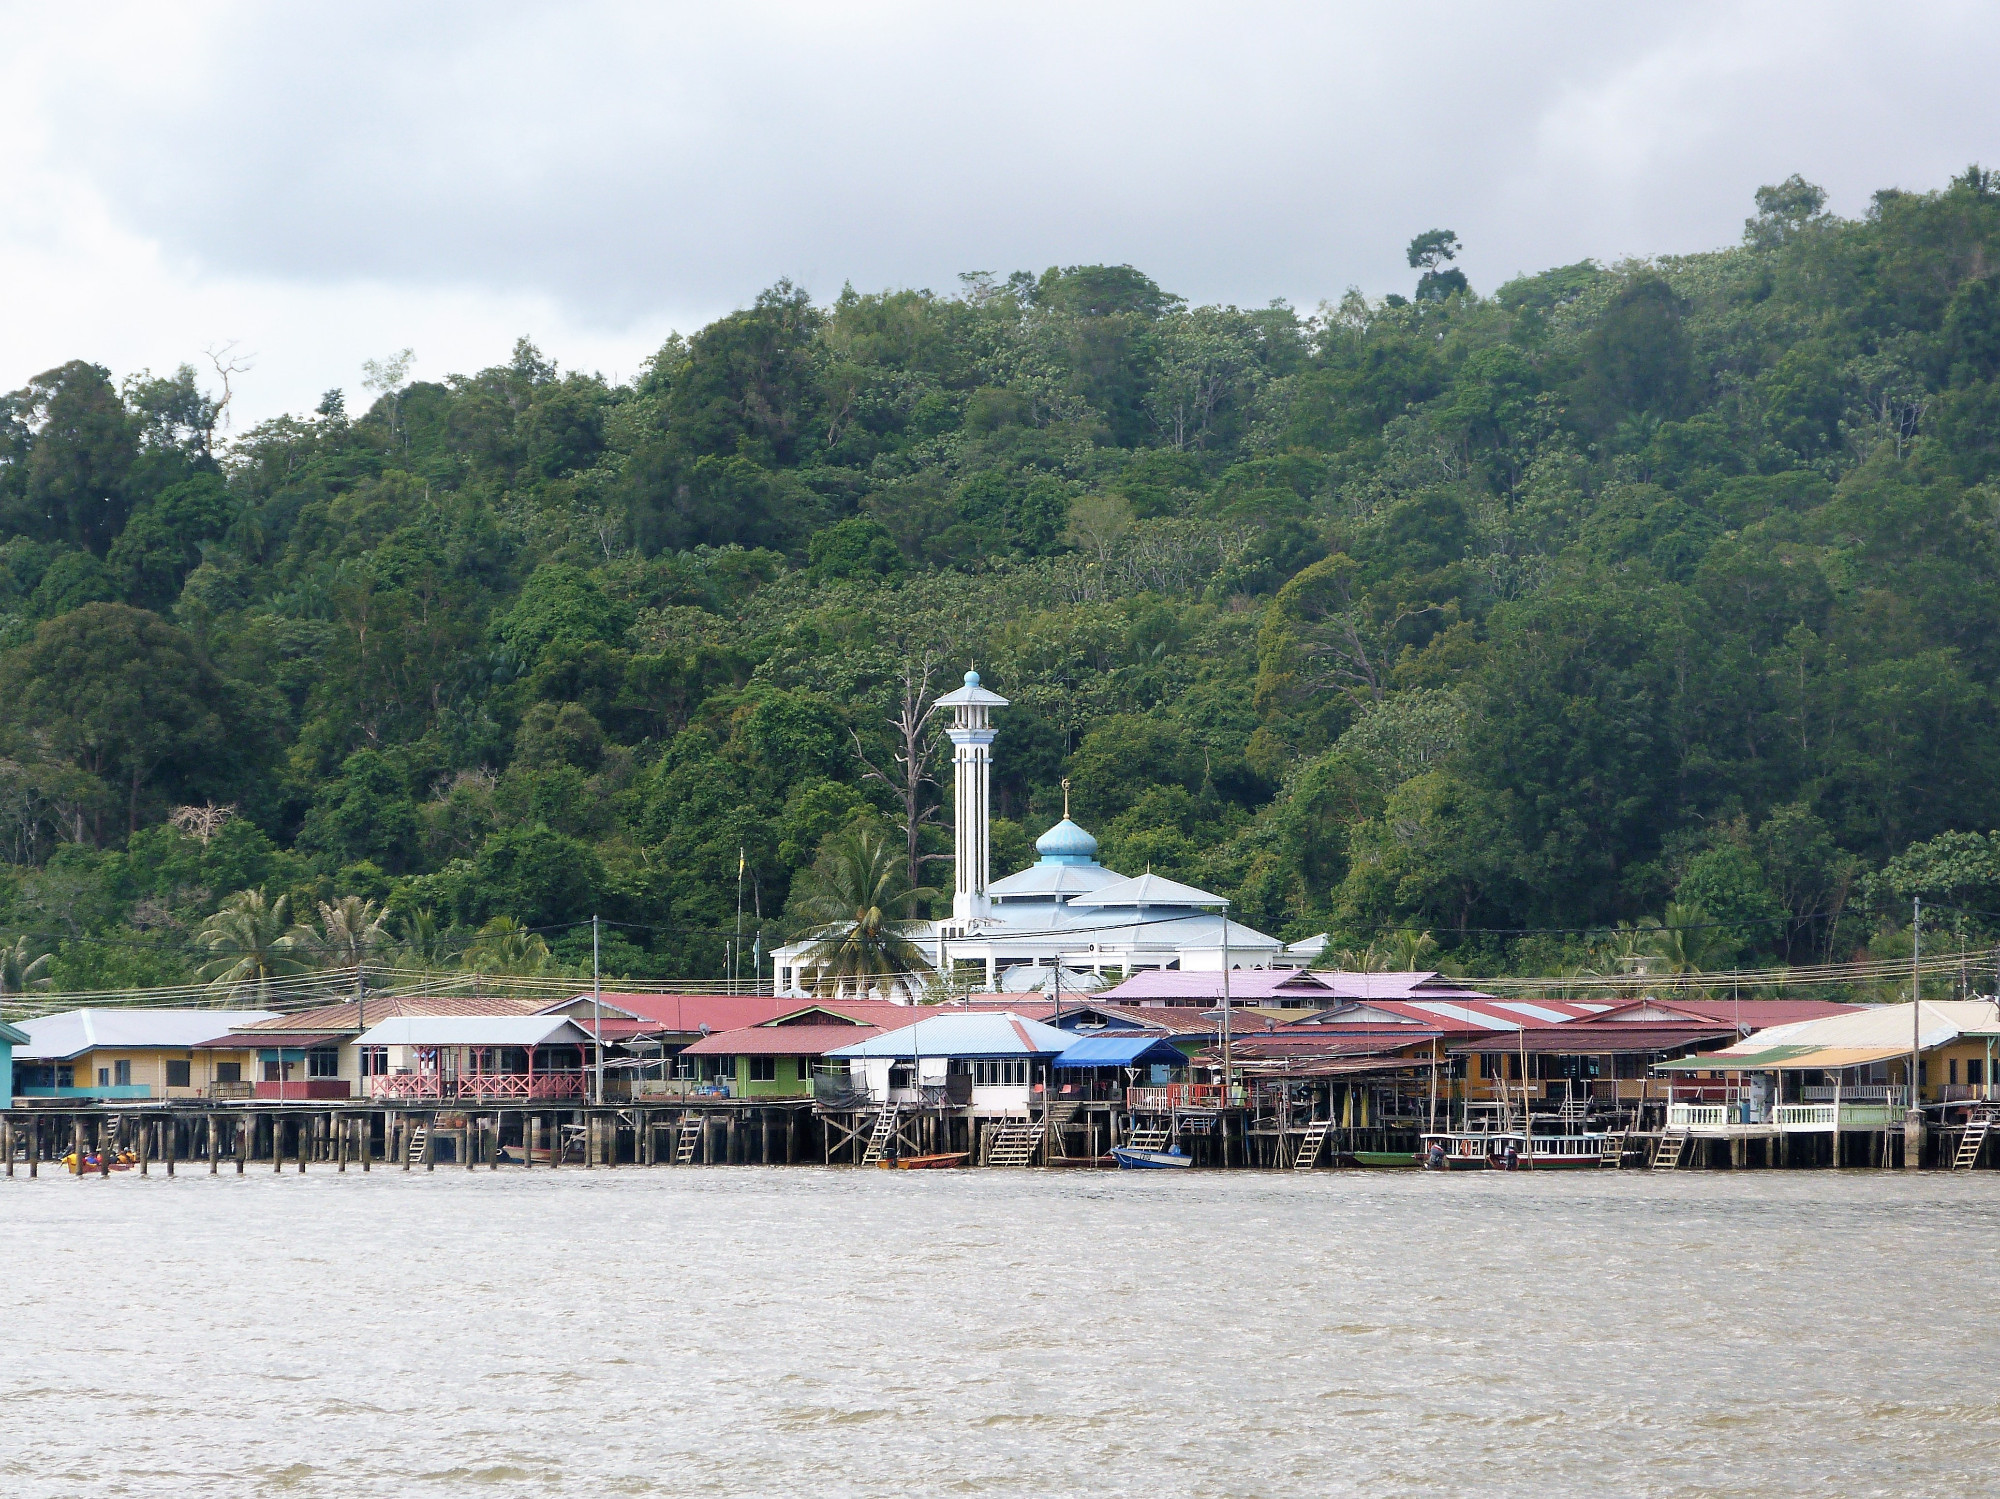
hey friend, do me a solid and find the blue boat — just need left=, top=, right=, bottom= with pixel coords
left=1111, top=1145, right=1191, bottom=1169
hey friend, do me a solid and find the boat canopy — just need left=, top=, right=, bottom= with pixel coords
left=1051, top=1035, right=1185, bottom=1069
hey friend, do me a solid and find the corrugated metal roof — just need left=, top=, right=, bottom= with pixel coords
left=1068, top=871, right=1228, bottom=908
left=193, top=1031, right=344, bottom=1050
left=1098, top=970, right=1336, bottom=1003
left=234, top=995, right=540, bottom=1034
left=826, top=1012, right=1074, bottom=1059
left=355, top=1016, right=593, bottom=1048
left=1655, top=1000, right=2000, bottom=1069
left=1452, top=1024, right=1734, bottom=1055
left=14, top=1008, right=279, bottom=1060
left=680, top=1024, right=882, bottom=1057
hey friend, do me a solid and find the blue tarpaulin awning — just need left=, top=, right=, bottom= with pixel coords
left=1053, top=1035, right=1185, bottom=1069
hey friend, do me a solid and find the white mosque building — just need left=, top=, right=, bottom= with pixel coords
left=770, top=670, right=1316, bottom=999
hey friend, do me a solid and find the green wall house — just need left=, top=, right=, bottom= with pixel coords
left=1, top=1016, right=27, bottom=1100
left=678, top=1024, right=884, bottom=1098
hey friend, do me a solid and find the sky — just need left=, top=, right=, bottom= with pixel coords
left=3, top=0, right=1996, bottom=430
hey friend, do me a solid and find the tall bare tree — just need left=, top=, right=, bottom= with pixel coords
left=852, top=648, right=949, bottom=894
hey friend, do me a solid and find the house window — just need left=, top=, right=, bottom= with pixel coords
left=972, top=1060, right=1027, bottom=1087
left=1971, top=1059, right=1986, bottom=1087
left=359, top=1047, right=388, bottom=1077
left=263, top=1061, right=284, bottom=1082
left=215, top=1062, right=241, bottom=1084
left=114, top=1062, right=131, bottom=1086
left=1950, top=1059, right=1960, bottom=1085
left=307, top=1048, right=340, bottom=1079
left=165, top=1060, right=191, bottom=1089
left=748, top=1057, right=777, bottom=1082
left=57, top=1066, right=72, bottom=1088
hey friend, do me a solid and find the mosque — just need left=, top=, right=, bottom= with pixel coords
left=770, top=670, right=1318, bottom=999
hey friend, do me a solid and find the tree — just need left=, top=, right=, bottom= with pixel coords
left=292, top=895, right=389, bottom=969
left=850, top=651, right=949, bottom=893
left=1, top=603, right=230, bottom=834
left=0, top=935, right=52, bottom=994
left=198, top=890, right=309, bottom=1000
left=792, top=826, right=933, bottom=997
left=1407, top=229, right=1469, bottom=302
left=3, top=362, right=141, bottom=553
left=465, top=915, right=556, bottom=976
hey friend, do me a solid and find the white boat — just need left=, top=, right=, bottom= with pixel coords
left=1111, top=1145, right=1192, bottom=1169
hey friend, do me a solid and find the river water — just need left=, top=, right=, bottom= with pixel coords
left=3, top=1167, right=1997, bottom=1497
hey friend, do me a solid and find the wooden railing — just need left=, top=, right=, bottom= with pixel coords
left=1666, top=1103, right=1728, bottom=1130
left=1773, top=1103, right=1837, bottom=1131
left=1126, top=1083, right=1241, bottom=1111
left=370, top=1072, right=587, bottom=1101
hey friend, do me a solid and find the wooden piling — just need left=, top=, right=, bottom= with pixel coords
left=27, top=1116, right=38, bottom=1177
left=2, top=1116, right=11, bottom=1178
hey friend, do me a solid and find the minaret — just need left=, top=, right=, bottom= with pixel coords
left=934, top=668, right=1009, bottom=921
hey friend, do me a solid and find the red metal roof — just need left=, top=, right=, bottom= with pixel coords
left=679, top=1024, right=883, bottom=1057
left=1578, top=998, right=1860, bottom=1027
left=1450, top=1024, right=1736, bottom=1054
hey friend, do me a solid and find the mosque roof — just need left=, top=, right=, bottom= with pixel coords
left=1068, top=871, right=1228, bottom=909
left=987, top=862, right=1123, bottom=899
left=1032, top=816, right=1100, bottom=864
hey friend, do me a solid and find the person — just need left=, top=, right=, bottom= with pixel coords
left=1503, top=1141, right=1520, bottom=1172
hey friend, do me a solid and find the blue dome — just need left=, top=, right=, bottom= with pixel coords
left=1035, top=817, right=1100, bottom=865
left=964, top=669, right=981, bottom=688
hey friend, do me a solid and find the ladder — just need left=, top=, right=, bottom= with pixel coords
left=1043, top=1100, right=1081, bottom=1159
left=674, top=1118, right=702, bottom=1165
left=860, top=1106, right=900, bottom=1166
left=404, top=1125, right=429, bottom=1166
left=986, top=1119, right=1042, bottom=1167
left=1124, top=1125, right=1170, bottom=1153
left=1292, top=1119, right=1332, bottom=1170
left=1652, top=1130, right=1688, bottom=1172
left=1599, top=1133, right=1627, bottom=1168
left=1177, top=1113, right=1215, bottom=1135
left=1952, top=1109, right=1995, bottom=1171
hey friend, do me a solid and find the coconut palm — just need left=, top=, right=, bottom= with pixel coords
left=291, top=895, right=390, bottom=970
left=1645, top=902, right=1738, bottom=979
left=394, top=907, right=451, bottom=970
left=1388, top=929, right=1439, bottom=971
left=198, top=890, right=310, bottom=1001
left=793, top=827, right=934, bottom=998
left=464, top=915, right=555, bottom=976
left=0, top=935, right=52, bottom=994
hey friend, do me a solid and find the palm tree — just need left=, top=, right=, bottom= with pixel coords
left=465, top=916, right=555, bottom=976
left=793, top=827, right=934, bottom=999
left=1645, top=902, right=1738, bottom=982
left=1388, top=929, right=1439, bottom=971
left=0, top=935, right=52, bottom=995
left=394, top=907, right=451, bottom=970
left=198, top=891, right=310, bottom=1002
left=292, top=896, right=389, bottom=970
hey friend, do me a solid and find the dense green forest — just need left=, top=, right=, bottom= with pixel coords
left=9, top=170, right=2000, bottom=991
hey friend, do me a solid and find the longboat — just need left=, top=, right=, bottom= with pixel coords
left=1111, top=1144, right=1192, bottom=1169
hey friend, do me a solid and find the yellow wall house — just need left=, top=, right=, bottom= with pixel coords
left=10, top=1009, right=275, bottom=1101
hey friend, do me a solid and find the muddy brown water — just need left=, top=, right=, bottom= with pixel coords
left=3, top=1167, right=1996, bottom=1496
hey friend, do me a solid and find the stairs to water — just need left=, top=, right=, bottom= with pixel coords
left=1292, top=1119, right=1331, bottom=1170
left=1651, top=1130, right=1688, bottom=1172
left=674, top=1119, right=702, bottom=1165
left=1953, top=1108, right=1995, bottom=1171
left=986, top=1118, right=1042, bottom=1167
left=860, top=1106, right=900, bottom=1166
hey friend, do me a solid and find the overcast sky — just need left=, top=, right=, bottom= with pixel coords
left=4, top=1, right=1995, bottom=429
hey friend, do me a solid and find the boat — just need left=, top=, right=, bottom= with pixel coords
left=1419, top=1130, right=1617, bottom=1170
left=1419, top=1133, right=1502, bottom=1171
left=876, top=1152, right=969, bottom=1170
left=1111, top=1144, right=1192, bottom=1169
left=1347, top=1148, right=1421, bottom=1169
left=499, top=1145, right=554, bottom=1164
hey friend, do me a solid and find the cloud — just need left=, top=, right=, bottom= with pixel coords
left=4, top=0, right=1997, bottom=427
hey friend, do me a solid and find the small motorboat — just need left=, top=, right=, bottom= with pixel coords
left=1111, top=1144, right=1191, bottom=1169
left=498, top=1145, right=554, bottom=1164
left=876, top=1152, right=969, bottom=1170
left=1347, top=1149, right=1421, bottom=1169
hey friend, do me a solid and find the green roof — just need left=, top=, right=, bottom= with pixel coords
left=1656, top=1044, right=1817, bottom=1071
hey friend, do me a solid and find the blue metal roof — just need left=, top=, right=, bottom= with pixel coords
left=1051, top=1034, right=1186, bottom=1069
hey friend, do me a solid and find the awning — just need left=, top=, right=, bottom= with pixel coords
left=1657, top=1044, right=1910, bottom=1072
left=1052, top=1035, right=1186, bottom=1069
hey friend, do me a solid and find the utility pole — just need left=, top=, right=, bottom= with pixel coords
left=1220, top=900, right=1233, bottom=1102
left=1912, top=897, right=1922, bottom=1109
left=736, top=846, right=745, bottom=996
left=593, top=915, right=604, bottom=1106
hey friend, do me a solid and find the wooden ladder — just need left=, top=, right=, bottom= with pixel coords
left=1652, top=1130, right=1688, bottom=1172
left=1599, top=1133, right=1627, bottom=1168
left=674, top=1118, right=702, bottom=1165
left=986, top=1119, right=1042, bottom=1167
left=1292, top=1119, right=1332, bottom=1170
left=860, top=1106, right=900, bottom=1166
left=1043, top=1100, right=1081, bottom=1159
left=1953, top=1109, right=1995, bottom=1171
left=1124, top=1125, right=1170, bottom=1153
left=404, top=1125, right=429, bottom=1166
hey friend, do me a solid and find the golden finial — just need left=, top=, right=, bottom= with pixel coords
left=1061, top=776, right=1071, bottom=820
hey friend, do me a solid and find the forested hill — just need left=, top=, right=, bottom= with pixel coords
left=7, top=170, right=2000, bottom=990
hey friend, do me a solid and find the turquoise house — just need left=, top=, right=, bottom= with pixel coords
left=0, top=1016, right=25, bottom=1100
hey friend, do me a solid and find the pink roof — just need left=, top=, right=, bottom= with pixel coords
left=1097, top=970, right=1337, bottom=1003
